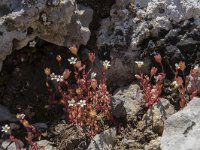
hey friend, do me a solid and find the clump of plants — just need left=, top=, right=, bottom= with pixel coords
left=1, top=113, right=43, bottom=150
left=135, top=53, right=200, bottom=111
left=44, top=45, right=113, bottom=137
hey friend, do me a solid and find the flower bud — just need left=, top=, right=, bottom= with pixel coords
left=44, top=67, right=51, bottom=76
left=56, top=55, right=62, bottom=62
left=69, top=45, right=78, bottom=55
left=150, top=67, right=157, bottom=76
left=178, top=61, right=186, bottom=71
left=91, top=79, right=97, bottom=89
left=74, top=61, right=82, bottom=69
left=63, top=69, right=71, bottom=79
left=89, top=52, right=95, bottom=62
left=154, top=53, right=162, bottom=63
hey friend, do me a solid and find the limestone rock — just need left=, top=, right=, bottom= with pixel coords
left=145, top=137, right=161, bottom=150
left=97, top=0, right=200, bottom=85
left=0, top=0, right=93, bottom=63
left=161, top=97, right=200, bottom=150
left=144, top=98, right=175, bottom=135
left=87, top=128, right=116, bottom=150
left=112, top=84, right=143, bottom=121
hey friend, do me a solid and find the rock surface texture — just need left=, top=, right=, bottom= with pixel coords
left=161, top=97, right=200, bottom=150
left=111, top=84, right=143, bottom=121
left=97, top=0, right=200, bottom=85
left=0, top=0, right=93, bottom=69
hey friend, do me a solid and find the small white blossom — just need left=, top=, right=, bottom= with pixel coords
left=172, top=81, right=179, bottom=88
left=1, top=124, right=10, bottom=133
left=135, top=61, right=144, bottom=68
left=68, top=57, right=77, bottom=65
left=16, top=113, right=26, bottom=119
left=91, top=72, right=96, bottom=79
left=29, top=40, right=36, bottom=47
left=103, top=60, right=111, bottom=69
left=50, top=73, right=64, bottom=82
left=175, top=63, right=179, bottom=69
left=77, top=100, right=86, bottom=107
left=68, top=99, right=76, bottom=107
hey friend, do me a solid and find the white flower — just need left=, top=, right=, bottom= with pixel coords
left=77, top=100, right=86, bottom=107
left=91, top=72, right=96, bottom=79
left=68, top=99, right=76, bottom=107
left=50, top=73, right=63, bottom=82
left=103, top=60, right=111, bottom=69
left=16, top=113, right=26, bottom=119
left=1, top=124, right=10, bottom=133
left=171, top=81, right=179, bottom=88
left=29, top=40, right=36, bottom=47
left=175, top=63, right=179, bottom=69
left=68, top=57, right=77, bottom=65
left=135, top=61, right=144, bottom=68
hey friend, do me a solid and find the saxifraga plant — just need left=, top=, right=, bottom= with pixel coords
left=44, top=45, right=113, bottom=137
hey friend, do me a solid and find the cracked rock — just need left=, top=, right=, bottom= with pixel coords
left=161, top=97, right=200, bottom=150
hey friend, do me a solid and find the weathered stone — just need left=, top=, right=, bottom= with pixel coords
left=144, top=98, right=175, bottom=135
left=112, top=84, right=143, bottom=121
left=7, top=140, right=24, bottom=150
left=161, top=97, right=200, bottom=150
left=1, top=140, right=11, bottom=149
left=145, top=137, right=161, bottom=150
left=0, top=0, right=93, bottom=69
left=87, top=127, right=116, bottom=150
left=36, top=140, right=56, bottom=150
left=97, top=0, right=200, bottom=85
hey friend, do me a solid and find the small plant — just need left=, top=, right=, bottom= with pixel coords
left=135, top=53, right=165, bottom=109
left=172, top=62, right=200, bottom=108
left=45, top=46, right=113, bottom=137
left=0, top=114, right=42, bottom=150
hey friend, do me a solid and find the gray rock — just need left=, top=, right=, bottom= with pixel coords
left=7, top=140, right=24, bottom=150
left=0, top=105, right=17, bottom=122
left=112, top=84, right=143, bottom=121
left=161, top=97, right=200, bottom=150
left=144, top=98, right=175, bottom=135
left=110, top=96, right=126, bottom=118
left=0, top=0, right=93, bottom=68
left=1, top=140, right=11, bottom=149
left=96, top=0, right=200, bottom=86
left=87, top=128, right=116, bottom=150
left=36, top=140, right=56, bottom=150
left=145, top=137, right=161, bottom=150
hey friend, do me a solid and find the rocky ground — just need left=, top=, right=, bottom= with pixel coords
left=0, top=0, right=200, bottom=150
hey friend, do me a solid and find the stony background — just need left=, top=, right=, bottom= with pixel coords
left=0, top=0, right=200, bottom=149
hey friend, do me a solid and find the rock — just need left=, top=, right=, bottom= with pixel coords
left=144, top=98, right=175, bottom=135
left=112, top=84, right=143, bottom=121
left=33, top=123, right=48, bottom=129
left=1, top=140, right=11, bottom=149
left=110, top=96, right=126, bottom=118
left=36, top=140, right=56, bottom=150
left=97, top=0, right=200, bottom=85
left=145, top=137, right=161, bottom=150
left=7, top=140, right=24, bottom=150
left=87, top=127, right=116, bottom=150
left=0, top=105, right=17, bottom=122
left=161, top=97, right=200, bottom=150
left=0, top=0, right=93, bottom=66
